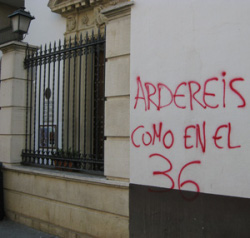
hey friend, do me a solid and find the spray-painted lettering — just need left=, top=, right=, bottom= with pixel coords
left=134, top=72, right=246, bottom=111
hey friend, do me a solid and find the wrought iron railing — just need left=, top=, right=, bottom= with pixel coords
left=22, top=30, right=105, bottom=174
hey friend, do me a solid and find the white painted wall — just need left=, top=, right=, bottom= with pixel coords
left=25, top=0, right=66, bottom=46
left=130, top=0, right=250, bottom=199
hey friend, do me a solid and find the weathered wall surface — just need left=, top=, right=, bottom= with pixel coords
left=4, top=166, right=129, bottom=238
left=131, top=0, right=250, bottom=200
left=1, top=1, right=130, bottom=237
left=103, top=2, right=133, bottom=181
left=130, top=0, right=250, bottom=236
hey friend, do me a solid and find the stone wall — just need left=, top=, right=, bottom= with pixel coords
left=102, top=2, right=133, bottom=181
left=0, top=1, right=133, bottom=237
left=3, top=165, right=129, bottom=237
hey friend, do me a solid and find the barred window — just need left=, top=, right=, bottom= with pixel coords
left=22, top=31, right=106, bottom=175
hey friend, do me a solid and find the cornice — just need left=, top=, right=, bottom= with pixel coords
left=48, top=0, right=106, bottom=15
left=101, top=1, right=134, bottom=20
left=0, top=41, right=38, bottom=54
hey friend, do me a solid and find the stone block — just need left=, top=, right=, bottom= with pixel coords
left=0, top=78, right=27, bottom=107
left=0, top=135, right=25, bottom=163
left=3, top=170, right=129, bottom=217
left=4, top=190, right=129, bottom=238
left=105, top=55, right=130, bottom=97
left=0, top=107, right=26, bottom=134
left=105, top=97, right=130, bottom=137
left=104, top=138, right=130, bottom=179
left=106, top=15, right=131, bottom=58
left=1, top=46, right=26, bottom=80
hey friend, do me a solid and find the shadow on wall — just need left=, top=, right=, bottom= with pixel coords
left=130, top=184, right=250, bottom=238
left=0, top=1, right=24, bottom=44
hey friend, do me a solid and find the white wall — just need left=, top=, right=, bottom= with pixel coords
left=130, top=0, right=250, bottom=199
left=25, top=0, right=66, bottom=46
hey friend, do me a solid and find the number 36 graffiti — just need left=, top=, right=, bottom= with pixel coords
left=149, top=153, right=201, bottom=200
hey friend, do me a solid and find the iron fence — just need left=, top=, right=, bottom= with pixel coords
left=22, top=30, right=106, bottom=174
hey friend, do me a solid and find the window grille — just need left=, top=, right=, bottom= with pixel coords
left=22, top=30, right=105, bottom=175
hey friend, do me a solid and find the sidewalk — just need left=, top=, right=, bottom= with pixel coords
left=0, top=218, right=59, bottom=238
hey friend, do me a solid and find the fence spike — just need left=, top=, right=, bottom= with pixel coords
left=49, top=42, right=52, bottom=52
left=22, top=29, right=106, bottom=173
left=74, top=34, right=77, bottom=46
left=86, top=31, right=89, bottom=43
left=80, top=32, right=83, bottom=44
left=63, top=37, right=66, bottom=49
left=39, top=45, right=42, bottom=57
left=69, top=36, right=72, bottom=47
left=58, top=39, right=61, bottom=50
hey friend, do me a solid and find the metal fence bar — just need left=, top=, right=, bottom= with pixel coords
left=22, top=31, right=106, bottom=174
left=67, top=38, right=71, bottom=153
left=90, top=31, right=94, bottom=163
left=56, top=40, right=61, bottom=153
left=95, top=29, right=100, bottom=161
left=52, top=42, right=56, bottom=151
left=46, top=43, right=51, bottom=157
left=78, top=34, right=83, bottom=152
left=38, top=48, right=42, bottom=155
left=83, top=33, right=88, bottom=157
left=42, top=44, right=47, bottom=158
left=62, top=38, right=66, bottom=152
left=33, top=50, right=38, bottom=152
left=72, top=35, right=77, bottom=152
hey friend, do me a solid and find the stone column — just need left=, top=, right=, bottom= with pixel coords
left=102, top=1, right=134, bottom=181
left=0, top=41, right=34, bottom=164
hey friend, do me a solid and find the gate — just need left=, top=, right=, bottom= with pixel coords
left=22, top=30, right=105, bottom=174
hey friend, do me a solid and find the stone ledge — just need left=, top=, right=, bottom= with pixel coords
left=106, top=52, right=130, bottom=60
left=0, top=41, right=38, bottom=54
left=3, top=164, right=129, bottom=188
left=101, top=1, right=134, bottom=20
left=105, top=95, right=130, bottom=100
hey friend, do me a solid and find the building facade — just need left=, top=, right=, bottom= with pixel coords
left=1, top=0, right=250, bottom=237
left=0, top=0, right=131, bottom=237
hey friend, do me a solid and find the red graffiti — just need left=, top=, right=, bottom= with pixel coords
left=131, top=122, right=174, bottom=149
left=150, top=153, right=201, bottom=199
left=131, top=125, right=144, bottom=148
left=188, top=81, right=206, bottom=110
left=229, top=78, right=246, bottom=108
left=134, top=77, right=147, bottom=111
left=178, top=160, right=201, bottom=201
left=203, top=78, right=219, bottom=109
left=173, top=82, right=187, bottom=109
left=184, top=121, right=206, bottom=153
left=212, top=122, right=241, bottom=149
left=134, top=73, right=246, bottom=111
left=132, top=121, right=241, bottom=152
left=158, top=83, right=174, bottom=110
left=133, top=72, right=244, bottom=200
left=150, top=153, right=175, bottom=189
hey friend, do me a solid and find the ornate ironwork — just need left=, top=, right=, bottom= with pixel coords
left=22, top=30, right=106, bottom=175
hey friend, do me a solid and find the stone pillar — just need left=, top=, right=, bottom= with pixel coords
left=0, top=41, right=34, bottom=164
left=102, top=1, right=134, bottom=181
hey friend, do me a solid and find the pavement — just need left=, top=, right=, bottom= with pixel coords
left=0, top=218, right=59, bottom=238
